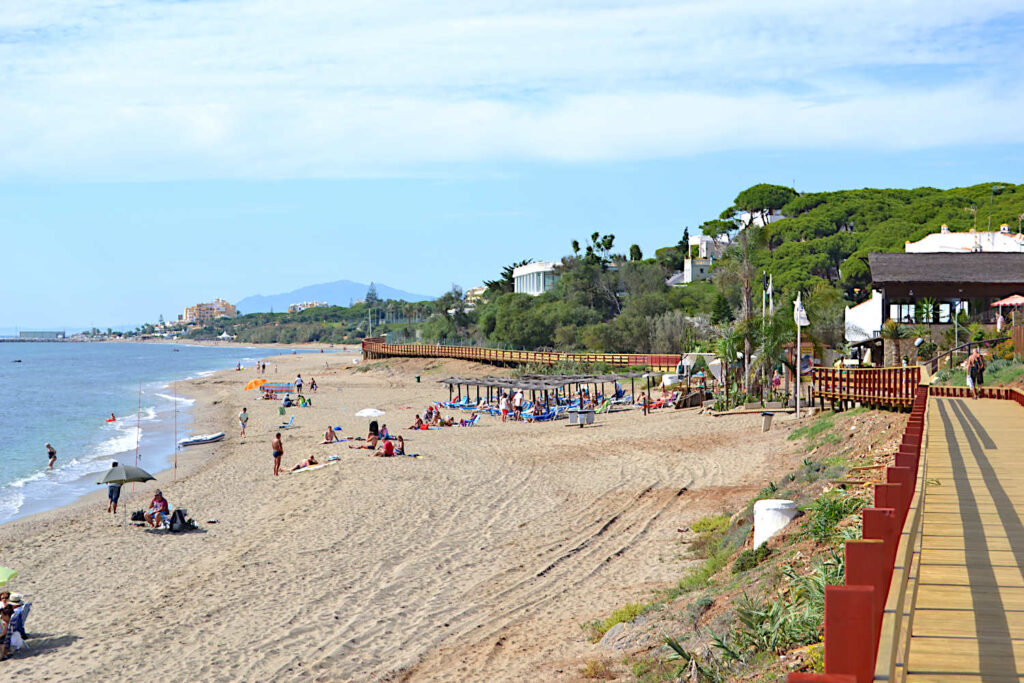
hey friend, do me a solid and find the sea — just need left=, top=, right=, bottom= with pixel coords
left=0, top=342, right=328, bottom=525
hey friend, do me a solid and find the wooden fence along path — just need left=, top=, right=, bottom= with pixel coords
left=791, top=385, right=1024, bottom=682
left=360, top=337, right=682, bottom=372
left=812, top=366, right=921, bottom=409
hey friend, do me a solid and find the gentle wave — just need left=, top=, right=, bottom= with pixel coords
left=155, top=393, right=196, bottom=406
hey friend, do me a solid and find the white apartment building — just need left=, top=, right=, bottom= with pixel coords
left=513, top=261, right=560, bottom=296
left=288, top=301, right=329, bottom=313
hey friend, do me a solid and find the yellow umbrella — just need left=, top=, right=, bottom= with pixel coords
left=244, top=378, right=268, bottom=391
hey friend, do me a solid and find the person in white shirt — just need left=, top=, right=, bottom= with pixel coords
left=512, top=391, right=524, bottom=421
left=499, top=393, right=510, bottom=423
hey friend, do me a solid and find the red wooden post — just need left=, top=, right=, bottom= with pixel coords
left=824, top=585, right=877, bottom=682
left=887, top=466, right=914, bottom=527
left=788, top=675, right=856, bottom=683
left=845, top=538, right=887, bottom=649
left=874, top=482, right=900, bottom=511
left=862, top=507, right=899, bottom=565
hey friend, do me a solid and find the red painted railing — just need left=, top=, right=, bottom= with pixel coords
left=812, top=367, right=921, bottom=408
left=360, top=337, right=682, bottom=372
left=792, top=385, right=1024, bottom=682
left=788, top=386, right=928, bottom=683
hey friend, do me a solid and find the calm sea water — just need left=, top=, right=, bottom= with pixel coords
left=0, top=342, right=315, bottom=524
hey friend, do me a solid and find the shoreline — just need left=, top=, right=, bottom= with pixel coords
left=0, top=346, right=350, bottom=530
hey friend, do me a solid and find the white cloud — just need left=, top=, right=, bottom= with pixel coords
left=0, top=0, right=1022, bottom=179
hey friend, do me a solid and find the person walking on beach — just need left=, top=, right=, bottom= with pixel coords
left=107, top=460, right=121, bottom=513
left=512, top=390, right=524, bottom=421
left=295, top=374, right=303, bottom=393
left=499, top=393, right=510, bottom=423
left=45, top=443, right=56, bottom=469
left=238, top=407, right=249, bottom=437
left=309, top=377, right=317, bottom=392
left=272, top=432, right=284, bottom=476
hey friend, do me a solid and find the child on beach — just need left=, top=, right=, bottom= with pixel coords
left=238, top=407, right=248, bottom=437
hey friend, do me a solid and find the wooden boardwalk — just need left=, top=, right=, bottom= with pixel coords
left=909, top=396, right=1024, bottom=681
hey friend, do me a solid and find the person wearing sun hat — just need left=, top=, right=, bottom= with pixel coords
left=144, top=490, right=170, bottom=529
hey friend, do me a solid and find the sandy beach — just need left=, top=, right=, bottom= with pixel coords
left=0, top=351, right=797, bottom=681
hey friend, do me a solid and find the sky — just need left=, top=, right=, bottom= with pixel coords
left=2, top=0, right=1024, bottom=330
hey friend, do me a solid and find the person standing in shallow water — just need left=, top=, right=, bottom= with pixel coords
left=46, top=443, right=56, bottom=469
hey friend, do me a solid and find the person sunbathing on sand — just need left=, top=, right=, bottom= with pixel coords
left=409, top=415, right=423, bottom=430
left=394, top=436, right=405, bottom=456
left=290, top=454, right=319, bottom=471
left=322, top=427, right=339, bottom=444
left=349, top=433, right=379, bottom=450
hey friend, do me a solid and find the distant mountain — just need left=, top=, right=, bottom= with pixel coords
left=235, top=280, right=434, bottom=313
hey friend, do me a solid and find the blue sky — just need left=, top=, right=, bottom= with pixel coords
left=2, top=1, right=1024, bottom=329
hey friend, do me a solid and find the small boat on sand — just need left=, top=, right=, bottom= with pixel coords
left=178, top=432, right=226, bottom=447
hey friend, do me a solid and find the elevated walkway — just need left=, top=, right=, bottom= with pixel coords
left=908, top=396, right=1024, bottom=680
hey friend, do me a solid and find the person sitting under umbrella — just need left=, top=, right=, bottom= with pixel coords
left=144, top=490, right=170, bottom=529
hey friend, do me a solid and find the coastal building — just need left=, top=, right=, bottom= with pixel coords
left=904, top=223, right=1024, bottom=253
left=18, top=330, right=65, bottom=340
left=668, top=234, right=730, bottom=286
left=740, top=208, right=786, bottom=228
left=464, top=286, right=486, bottom=304
left=513, top=261, right=560, bottom=296
left=845, top=223, right=1024, bottom=344
left=288, top=301, right=329, bottom=313
left=183, top=298, right=237, bottom=323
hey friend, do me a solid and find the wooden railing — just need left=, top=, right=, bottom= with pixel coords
left=812, top=366, right=922, bottom=408
left=789, top=387, right=928, bottom=683
left=920, top=336, right=1009, bottom=374
left=792, top=386, right=1024, bottom=682
left=360, top=337, right=683, bottom=372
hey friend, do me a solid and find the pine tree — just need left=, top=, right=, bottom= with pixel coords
left=711, top=293, right=734, bottom=324
left=365, top=282, right=380, bottom=305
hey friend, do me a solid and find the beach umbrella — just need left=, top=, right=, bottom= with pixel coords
left=991, top=294, right=1024, bottom=307
left=98, top=465, right=155, bottom=485
left=355, top=408, right=385, bottom=418
left=98, top=465, right=156, bottom=529
left=0, top=567, right=16, bottom=586
left=244, top=378, right=268, bottom=391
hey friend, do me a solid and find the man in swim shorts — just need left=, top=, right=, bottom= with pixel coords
left=46, top=443, right=56, bottom=469
left=107, top=460, right=121, bottom=513
left=271, top=432, right=284, bottom=476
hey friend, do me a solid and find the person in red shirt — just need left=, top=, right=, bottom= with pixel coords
left=373, top=440, right=395, bottom=457
left=144, top=490, right=170, bottom=528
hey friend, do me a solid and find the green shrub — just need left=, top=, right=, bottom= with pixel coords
left=687, top=595, right=714, bottom=625
left=992, top=339, right=1016, bottom=361
left=587, top=602, right=650, bottom=640
left=732, top=544, right=771, bottom=574
left=804, top=492, right=869, bottom=544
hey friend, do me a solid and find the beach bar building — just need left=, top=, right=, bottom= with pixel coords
left=846, top=224, right=1024, bottom=344
left=865, top=251, right=1024, bottom=334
